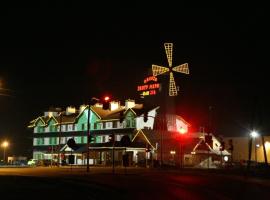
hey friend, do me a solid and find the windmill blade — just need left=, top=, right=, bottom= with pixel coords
left=169, top=72, right=178, bottom=96
left=172, top=63, right=189, bottom=74
left=152, top=65, right=169, bottom=76
left=164, top=43, right=173, bottom=67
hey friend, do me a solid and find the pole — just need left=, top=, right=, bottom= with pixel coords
left=87, top=104, right=91, bottom=172
left=58, top=112, right=63, bottom=166
left=124, top=147, right=127, bottom=175
left=207, top=148, right=210, bottom=169
left=160, top=129, right=163, bottom=167
left=145, top=143, right=148, bottom=168
left=247, top=137, right=252, bottom=170
left=261, top=135, right=268, bottom=167
left=254, top=137, right=257, bottom=165
left=3, top=147, right=5, bottom=164
left=51, top=145, right=53, bottom=167
left=208, top=106, right=212, bottom=169
left=220, top=150, right=223, bottom=168
left=112, top=133, right=115, bottom=174
left=160, top=115, right=164, bottom=167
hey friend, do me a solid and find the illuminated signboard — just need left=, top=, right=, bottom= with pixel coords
left=137, top=76, right=160, bottom=97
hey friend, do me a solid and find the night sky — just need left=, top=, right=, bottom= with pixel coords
left=0, top=6, right=269, bottom=156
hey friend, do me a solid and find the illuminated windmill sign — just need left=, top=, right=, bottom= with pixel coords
left=137, top=76, right=161, bottom=97
left=152, top=43, right=189, bottom=96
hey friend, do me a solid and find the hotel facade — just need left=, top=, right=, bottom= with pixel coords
left=28, top=99, right=229, bottom=167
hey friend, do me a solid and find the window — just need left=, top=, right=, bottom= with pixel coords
left=72, top=124, right=75, bottom=131
left=49, top=137, right=56, bottom=145
left=113, top=121, right=117, bottom=128
left=83, top=136, right=87, bottom=143
left=74, top=137, right=82, bottom=144
left=103, top=122, right=106, bottom=129
left=38, top=138, right=44, bottom=145
left=94, top=123, right=97, bottom=129
left=60, top=137, right=66, bottom=144
left=126, top=120, right=130, bottom=128
left=34, top=127, right=38, bottom=133
left=49, top=125, right=56, bottom=132
left=38, top=126, right=44, bottom=133
left=82, top=123, right=85, bottom=130
left=44, top=138, right=49, bottom=145
left=33, top=138, right=37, bottom=146
left=132, top=120, right=136, bottom=127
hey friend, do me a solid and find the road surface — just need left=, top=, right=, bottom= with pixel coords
left=0, top=167, right=269, bottom=199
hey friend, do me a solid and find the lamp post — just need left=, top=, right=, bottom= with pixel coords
left=2, top=141, right=9, bottom=164
left=250, top=131, right=259, bottom=164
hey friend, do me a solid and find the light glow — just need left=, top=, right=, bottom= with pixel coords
left=170, top=151, right=176, bottom=155
left=265, top=141, right=270, bottom=149
left=104, top=96, right=110, bottom=101
left=152, top=65, right=169, bottom=76
left=172, top=63, right=189, bottom=74
left=250, top=131, right=259, bottom=138
left=169, top=72, right=177, bottom=96
left=224, top=156, right=229, bottom=162
left=137, top=76, right=160, bottom=97
left=164, top=43, right=173, bottom=67
left=151, top=43, right=189, bottom=96
left=2, top=141, right=9, bottom=148
left=179, top=127, right=187, bottom=134
left=170, top=150, right=176, bottom=155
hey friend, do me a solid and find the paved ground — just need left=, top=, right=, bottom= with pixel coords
left=0, top=167, right=270, bottom=199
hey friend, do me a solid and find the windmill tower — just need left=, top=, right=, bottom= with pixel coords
left=152, top=43, right=189, bottom=96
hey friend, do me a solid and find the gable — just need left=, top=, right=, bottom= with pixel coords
left=132, top=130, right=155, bottom=149
left=125, top=109, right=136, bottom=119
left=35, top=117, right=46, bottom=126
left=76, top=108, right=100, bottom=124
left=47, top=117, right=57, bottom=126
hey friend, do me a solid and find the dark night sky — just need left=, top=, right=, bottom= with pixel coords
left=0, top=6, right=269, bottom=156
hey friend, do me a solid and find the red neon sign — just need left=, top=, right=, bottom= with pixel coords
left=137, top=76, right=160, bottom=97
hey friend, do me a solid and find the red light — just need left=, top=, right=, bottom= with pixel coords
left=104, top=96, right=110, bottom=101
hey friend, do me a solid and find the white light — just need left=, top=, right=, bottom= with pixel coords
left=170, top=150, right=176, bottom=155
left=224, top=156, right=229, bottom=162
left=179, top=127, right=187, bottom=134
left=256, top=144, right=260, bottom=148
left=250, top=131, right=258, bottom=138
left=265, top=141, right=270, bottom=149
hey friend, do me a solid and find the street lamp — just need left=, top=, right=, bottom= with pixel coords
left=250, top=131, right=259, bottom=164
left=250, top=131, right=258, bottom=138
left=1, top=141, right=9, bottom=164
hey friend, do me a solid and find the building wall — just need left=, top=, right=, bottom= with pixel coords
left=136, top=109, right=157, bottom=130
left=223, top=136, right=270, bottom=163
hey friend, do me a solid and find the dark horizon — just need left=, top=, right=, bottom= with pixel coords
left=0, top=7, right=269, bottom=156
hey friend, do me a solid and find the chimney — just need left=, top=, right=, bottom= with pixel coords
left=125, top=99, right=135, bottom=109
left=79, top=105, right=87, bottom=113
left=66, top=106, right=76, bottom=115
left=45, top=107, right=61, bottom=117
left=94, top=103, right=103, bottom=108
left=110, top=101, right=120, bottom=111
